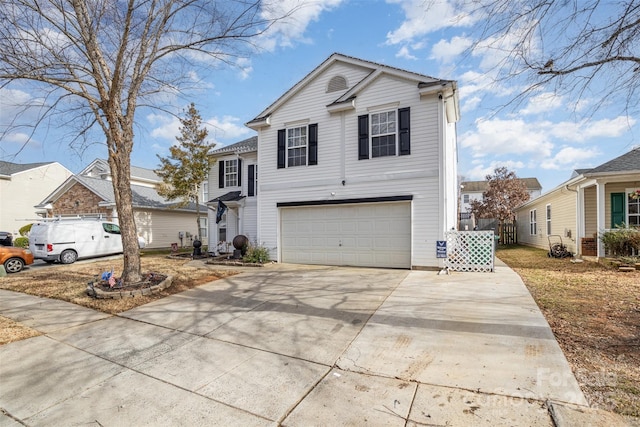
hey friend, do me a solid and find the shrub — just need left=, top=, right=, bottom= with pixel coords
left=242, top=243, right=270, bottom=264
left=599, top=226, right=640, bottom=257
left=19, top=223, right=32, bottom=236
left=13, top=237, right=29, bottom=248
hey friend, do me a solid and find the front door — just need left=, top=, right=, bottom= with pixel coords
left=611, top=193, right=625, bottom=228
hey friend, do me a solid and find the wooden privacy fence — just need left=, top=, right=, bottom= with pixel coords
left=498, top=221, right=517, bottom=245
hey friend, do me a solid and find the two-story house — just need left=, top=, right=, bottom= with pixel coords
left=206, top=136, right=258, bottom=252
left=217, top=53, right=459, bottom=269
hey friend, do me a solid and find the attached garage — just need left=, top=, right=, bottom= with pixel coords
left=279, top=197, right=412, bottom=269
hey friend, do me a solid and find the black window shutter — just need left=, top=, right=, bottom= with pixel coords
left=237, top=158, right=242, bottom=187
left=358, top=115, right=369, bottom=160
left=399, top=107, right=410, bottom=156
left=248, top=165, right=255, bottom=197
left=308, top=123, right=318, bottom=165
left=277, top=129, right=286, bottom=168
left=218, top=160, right=225, bottom=188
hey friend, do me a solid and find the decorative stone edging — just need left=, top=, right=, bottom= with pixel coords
left=86, top=275, right=173, bottom=299
left=206, top=260, right=266, bottom=267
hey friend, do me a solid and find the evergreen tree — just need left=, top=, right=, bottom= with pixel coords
left=156, top=103, right=216, bottom=239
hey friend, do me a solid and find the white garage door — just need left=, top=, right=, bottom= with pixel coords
left=280, top=202, right=411, bottom=269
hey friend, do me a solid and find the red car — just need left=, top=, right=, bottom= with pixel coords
left=1, top=246, right=34, bottom=273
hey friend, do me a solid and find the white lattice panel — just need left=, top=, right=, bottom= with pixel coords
left=444, top=231, right=495, bottom=272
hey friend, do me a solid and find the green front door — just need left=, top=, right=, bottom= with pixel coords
left=611, top=192, right=626, bottom=228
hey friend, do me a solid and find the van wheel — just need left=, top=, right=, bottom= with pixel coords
left=4, top=258, right=24, bottom=273
left=60, top=249, right=78, bottom=264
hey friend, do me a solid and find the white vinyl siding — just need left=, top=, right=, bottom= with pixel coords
left=134, top=210, right=206, bottom=249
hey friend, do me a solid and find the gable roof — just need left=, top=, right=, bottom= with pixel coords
left=210, top=136, right=257, bottom=156
left=461, top=178, right=542, bottom=193
left=37, top=175, right=206, bottom=212
left=247, top=52, right=458, bottom=128
left=583, top=146, right=640, bottom=176
left=79, top=158, right=161, bottom=183
left=0, top=161, right=56, bottom=176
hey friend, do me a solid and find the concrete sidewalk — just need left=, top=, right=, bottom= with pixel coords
left=0, top=261, right=631, bottom=426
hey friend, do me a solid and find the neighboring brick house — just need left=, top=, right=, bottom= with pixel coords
left=35, top=159, right=208, bottom=248
left=515, top=146, right=640, bottom=257
left=0, top=161, right=73, bottom=236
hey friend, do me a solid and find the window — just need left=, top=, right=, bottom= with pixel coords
left=202, top=182, right=208, bottom=202
left=358, top=107, right=410, bottom=160
left=277, top=124, right=318, bottom=168
left=218, top=159, right=241, bottom=189
left=225, top=159, right=238, bottom=187
left=371, top=111, right=396, bottom=157
left=546, top=204, right=551, bottom=235
left=103, top=223, right=121, bottom=234
left=530, top=210, right=537, bottom=235
left=628, top=189, right=640, bottom=226
left=287, top=126, right=307, bottom=167
left=199, top=217, right=207, bottom=239
left=463, top=194, right=470, bottom=203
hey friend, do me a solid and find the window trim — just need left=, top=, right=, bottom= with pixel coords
left=530, top=209, right=537, bottom=235
left=225, top=159, right=238, bottom=187
left=358, top=107, right=410, bottom=160
left=626, top=187, right=640, bottom=227
left=286, top=125, right=307, bottom=167
left=277, top=124, right=318, bottom=168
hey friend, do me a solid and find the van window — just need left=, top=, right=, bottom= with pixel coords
left=103, top=223, right=121, bottom=234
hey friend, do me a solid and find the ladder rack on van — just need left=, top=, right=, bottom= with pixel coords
left=21, top=214, right=108, bottom=222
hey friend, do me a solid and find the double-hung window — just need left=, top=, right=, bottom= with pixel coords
left=358, top=107, right=410, bottom=160
left=530, top=209, right=537, bottom=235
left=277, top=124, right=318, bottom=168
left=287, top=126, right=307, bottom=167
left=628, top=189, right=640, bottom=226
left=546, top=204, right=551, bottom=235
left=218, top=158, right=242, bottom=189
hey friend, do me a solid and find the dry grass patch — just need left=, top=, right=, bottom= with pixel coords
left=0, top=316, right=41, bottom=345
left=498, top=245, right=640, bottom=419
left=0, top=255, right=238, bottom=315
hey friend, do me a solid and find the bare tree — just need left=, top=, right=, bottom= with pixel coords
left=468, top=167, right=530, bottom=223
left=156, top=103, right=215, bottom=239
left=454, top=0, right=640, bottom=117
left=0, top=1, right=292, bottom=283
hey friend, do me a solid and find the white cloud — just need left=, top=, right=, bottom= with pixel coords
left=147, top=113, right=250, bottom=143
left=461, top=96, right=481, bottom=112
left=520, top=92, right=563, bottom=115
left=259, top=0, right=345, bottom=51
left=550, top=116, right=636, bottom=142
left=460, top=118, right=554, bottom=158
left=395, top=46, right=417, bottom=60
left=430, top=36, right=473, bottom=63
left=385, top=0, right=475, bottom=45
left=465, top=160, right=526, bottom=180
left=540, top=146, right=600, bottom=170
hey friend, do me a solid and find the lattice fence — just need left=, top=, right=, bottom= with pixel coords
left=444, top=230, right=495, bottom=272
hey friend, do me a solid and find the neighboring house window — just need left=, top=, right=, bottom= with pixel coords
left=277, top=124, right=318, bottom=168
left=628, top=189, right=640, bottom=226
left=218, top=159, right=242, bottom=189
left=202, top=182, right=208, bottom=202
left=358, top=107, right=410, bottom=160
left=463, top=194, right=469, bottom=203
left=530, top=210, right=537, bottom=235
left=546, top=204, right=551, bottom=235
left=199, top=217, right=207, bottom=239
left=248, top=165, right=257, bottom=197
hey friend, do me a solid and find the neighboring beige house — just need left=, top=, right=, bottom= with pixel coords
left=35, top=159, right=207, bottom=249
left=515, top=146, right=640, bottom=257
left=0, top=161, right=73, bottom=236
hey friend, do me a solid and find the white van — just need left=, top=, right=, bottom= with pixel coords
left=29, top=218, right=135, bottom=264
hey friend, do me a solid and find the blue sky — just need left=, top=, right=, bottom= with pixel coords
left=1, top=0, right=637, bottom=193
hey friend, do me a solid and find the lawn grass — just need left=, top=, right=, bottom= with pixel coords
left=497, top=245, right=640, bottom=419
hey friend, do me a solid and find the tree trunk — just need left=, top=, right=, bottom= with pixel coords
left=107, top=131, right=142, bottom=283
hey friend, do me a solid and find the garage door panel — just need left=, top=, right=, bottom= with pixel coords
left=280, top=202, right=411, bottom=269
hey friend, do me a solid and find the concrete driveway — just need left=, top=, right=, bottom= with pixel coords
left=0, top=261, right=626, bottom=426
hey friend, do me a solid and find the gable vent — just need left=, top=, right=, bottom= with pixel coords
left=327, top=75, right=348, bottom=93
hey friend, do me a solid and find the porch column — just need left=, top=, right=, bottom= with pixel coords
left=576, top=187, right=585, bottom=256
left=596, top=180, right=606, bottom=257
